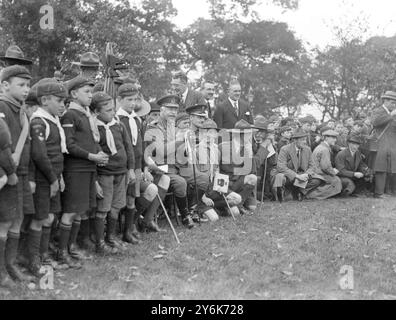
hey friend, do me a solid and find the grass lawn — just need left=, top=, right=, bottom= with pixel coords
left=1, top=196, right=396, bottom=300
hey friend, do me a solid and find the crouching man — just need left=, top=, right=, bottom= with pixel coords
left=335, top=134, right=372, bottom=196
left=309, top=129, right=342, bottom=200
left=274, top=129, right=323, bottom=201
left=216, top=120, right=258, bottom=215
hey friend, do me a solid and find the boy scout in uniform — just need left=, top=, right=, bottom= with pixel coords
left=116, top=84, right=166, bottom=236
left=0, top=108, right=18, bottom=288
left=60, top=76, right=109, bottom=267
left=0, top=65, right=35, bottom=284
left=28, top=80, right=68, bottom=276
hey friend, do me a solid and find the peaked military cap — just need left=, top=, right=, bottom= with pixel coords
left=186, top=103, right=208, bottom=117
left=157, top=94, right=180, bottom=108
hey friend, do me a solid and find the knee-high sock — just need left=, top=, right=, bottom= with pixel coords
left=58, top=223, right=71, bottom=251
left=68, top=221, right=81, bottom=247
left=40, top=227, right=51, bottom=257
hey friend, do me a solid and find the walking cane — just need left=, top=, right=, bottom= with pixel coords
left=260, top=157, right=268, bottom=210
left=157, top=195, right=181, bottom=244
left=222, top=194, right=236, bottom=221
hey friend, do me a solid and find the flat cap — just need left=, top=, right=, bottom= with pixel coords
left=36, top=79, right=68, bottom=98
left=157, top=94, right=180, bottom=108
left=0, top=65, right=31, bottom=82
left=279, top=126, right=292, bottom=134
left=66, top=76, right=94, bottom=93
left=322, top=129, right=339, bottom=137
left=347, top=134, right=362, bottom=144
left=117, top=83, right=139, bottom=97
left=91, top=92, right=112, bottom=109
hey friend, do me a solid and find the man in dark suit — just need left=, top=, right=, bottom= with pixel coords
left=335, top=134, right=372, bottom=196
left=170, top=71, right=206, bottom=113
left=213, top=80, right=253, bottom=129
left=200, top=80, right=216, bottom=118
left=370, top=91, right=396, bottom=198
left=274, top=129, right=323, bottom=202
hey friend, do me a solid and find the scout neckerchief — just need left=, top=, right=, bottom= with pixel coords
left=68, top=101, right=100, bottom=143
left=31, top=107, right=68, bottom=154
left=96, top=118, right=118, bottom=155
left=0, top=94, right=29, bottom=167
left=116, top=108, right=138, bottom=146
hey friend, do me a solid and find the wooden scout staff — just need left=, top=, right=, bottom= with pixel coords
left=103, top=43, right=141, bottom=196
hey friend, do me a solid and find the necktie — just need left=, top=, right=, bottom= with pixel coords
left=96, top=119, right=118, bottom=155
left=297, top=149, right=302, bottom=170
left=234, top=101, right=238, bottom=116
left=116, top=108, right=138, bottom=146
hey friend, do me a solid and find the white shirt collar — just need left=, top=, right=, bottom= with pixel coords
left=229, top=97, right=238, bottom=108
left=383, top=105, right=391, bottom=114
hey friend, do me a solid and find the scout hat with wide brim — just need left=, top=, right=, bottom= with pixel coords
left=252, top=117, right=273, bottom=132
left=0, top=45, right=33, bottom=66
left=72, top=52, right=102, bottom=68
left=135, top=99, right=151, bottom=117
left=381, top=91, right=396, bottom=101
left=227, top=119, right=257, bottom=133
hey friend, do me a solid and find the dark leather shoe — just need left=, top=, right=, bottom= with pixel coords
left=182, top=215, right=195, bottom=229
left=238, top=206, right=250, bottom=215
left=56, top=250, right=82, bottom=269
left=68, top=243, right=86, bottom=260
left=131, top=224, right=142, bottom=240
left=192, top=212, right=200, bottom=223
left=122, top=230, right=141, bottom=244
left=297, top=192, right=303, bottom=201
left=28, top=256, right=42, bottom=278
left=144, top=221, right=167, bottom=233
left=6, top=264, right=35, bottom=282
left=0, top=273, right=16, bottom=289
left=96, top=241, right=118, bottom=255
left=77, top=237, right=96, bottom=251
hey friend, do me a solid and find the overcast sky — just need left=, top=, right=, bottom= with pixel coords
left=171, top=0, right=396, bottom=48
